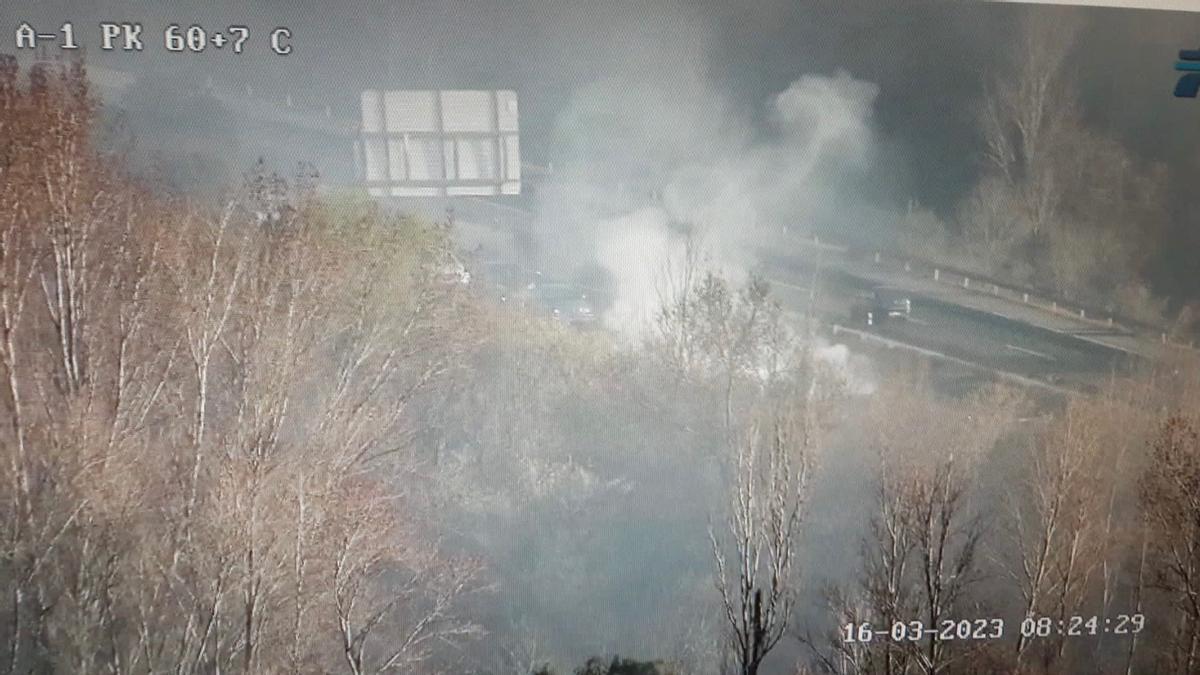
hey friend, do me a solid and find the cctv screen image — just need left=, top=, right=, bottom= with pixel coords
left=3, top=1, right=1200, bottom=673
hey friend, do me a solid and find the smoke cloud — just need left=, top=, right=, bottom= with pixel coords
left=536, top=66, right=881, bottom=339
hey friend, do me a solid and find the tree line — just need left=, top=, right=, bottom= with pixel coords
left=0, top=56, right=488, bottom=674
left=4, top=55, right=1200, bottom=675
left=895, top=13, right=1193, bottom=337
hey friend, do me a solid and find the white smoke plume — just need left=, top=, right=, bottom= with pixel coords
left=814, top=338, right=877, bottom=396
left=537, top=68, right=880, bottom=339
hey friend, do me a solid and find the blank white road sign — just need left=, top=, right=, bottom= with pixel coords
left=358, top=90, right=520, bottom=197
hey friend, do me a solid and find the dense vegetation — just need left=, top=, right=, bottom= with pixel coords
left=3, top=56, right=1200, bottom=675
left=893, top=16, right=1191, bottom=335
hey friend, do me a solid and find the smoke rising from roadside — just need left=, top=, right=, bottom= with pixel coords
left=536, top=68, right=880, bottom=339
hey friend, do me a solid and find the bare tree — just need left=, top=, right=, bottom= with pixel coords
left=655, top=248, right=793, bottom=441
left=710, top=421, right=803, bottom=675
left=0, top=58, right=488, bottom=674
left=979, top=12, right=1080, bottom=241
left=800, top=437, right=924, bottom=675
left=969, top=12, right=1168, bottom=305
left=956, top=177, right=1028, bottom=278
left=330, top=476, right=484, bottom=675
left=1139, top=415, right=1200, bottom=674
left=830, top=377, right=1021, bottom=675
left=859, top=458, right=921, bottom=675
left=1001, top=401, right=1106, bottom=671
left=710, top=385, right=817, bottom=675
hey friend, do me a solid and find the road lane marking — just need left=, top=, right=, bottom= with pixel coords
left=1005, top=344, right=1056, bottom=362
left=829, top=324, right=1075, bottom=396
left=772, top=260, right=1156, bottom=358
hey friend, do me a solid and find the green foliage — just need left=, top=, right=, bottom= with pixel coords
left=309, top=193, right=439, bottom=274
left=298, top=190, right=454, bottom=328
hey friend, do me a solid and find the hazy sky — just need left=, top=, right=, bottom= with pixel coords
left=4, top=1, right=1200, bottom=295
left=5, top=1, right=1199, bottom=184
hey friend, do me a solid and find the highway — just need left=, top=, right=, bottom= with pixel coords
left=762, top=255, right=1138, bottom=395
left=52, top=58, right=1175, bottom=395
left=447, top=194, right=1145, bottom=395
left=448, top=197, right=1143, bottom=395
left=46, top=58, right=1148, bottom=398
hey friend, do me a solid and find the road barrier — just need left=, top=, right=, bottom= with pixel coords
left=795, top=231, right=1199, bottom=354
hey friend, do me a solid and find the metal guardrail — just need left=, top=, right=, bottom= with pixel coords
left=914, top=263, right=1196, bottom=352
left=793, top=232, right=1198, bottom=354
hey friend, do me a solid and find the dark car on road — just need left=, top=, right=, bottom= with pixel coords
left=477, top=261, right=539, bottom=302
left=855, top=286, right=912, bottom=326
left=531, top=281, right=598, bottom=327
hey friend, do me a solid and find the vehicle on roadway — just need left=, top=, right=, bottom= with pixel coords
left=857, top=286, right=912, bottom=326
left=476, top=260, right=538, bottom=302
left=474, top=261, right=599, bottom=327
left=530, top=281, right=598, bottom=327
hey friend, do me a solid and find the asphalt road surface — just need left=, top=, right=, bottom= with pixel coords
left=449, top=206, right=1140, bottom=395
left=764, top=257, right=1137, bottom=394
